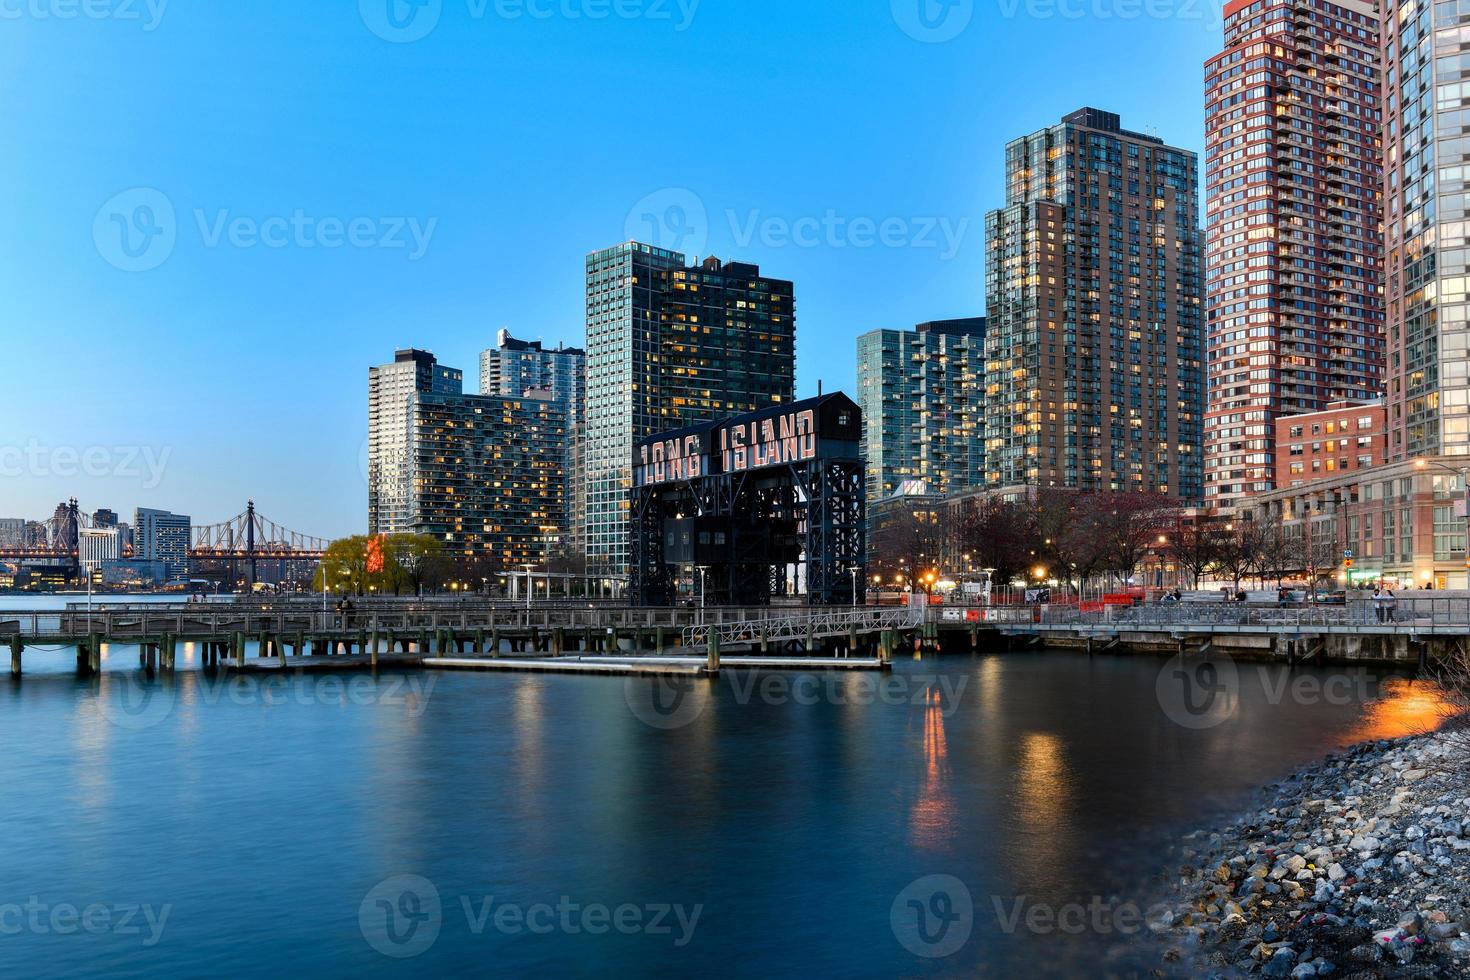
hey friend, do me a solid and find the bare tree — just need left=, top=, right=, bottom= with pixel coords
left=870, top=507, right=946, bottom=593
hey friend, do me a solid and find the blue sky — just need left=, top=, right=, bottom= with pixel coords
left=0, top=0, right=1223, bottom=538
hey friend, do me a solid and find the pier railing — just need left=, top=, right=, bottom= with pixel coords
left=685, top=601, right=926, bottom=649
left=975, top=597, right=1470, bottom=631
left=0, top=600, right=907, bottom=640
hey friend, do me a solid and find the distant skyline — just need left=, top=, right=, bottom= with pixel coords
left=1, top=2, right=1222, bottom=537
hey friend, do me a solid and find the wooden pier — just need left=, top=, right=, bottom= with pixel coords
left=0, top=600, right=912, bottom=677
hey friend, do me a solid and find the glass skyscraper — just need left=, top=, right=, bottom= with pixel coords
left=855, top=317, right=987, bottom=505
left=480, top=330, right=587, bottom=559
left=984, top=108, right=1204, bottom=499
left=584, top=242, right=796, bottom=575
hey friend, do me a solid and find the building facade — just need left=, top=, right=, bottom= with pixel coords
left=584, top=243, right=796, bottom=575
left=480, top=330, right=587, bottom=560
left=1274, top=400, right=1386, bottom=489
left=133, top=508, right=191, bottom=579
left=855, top=317, right=987, bottom=507
left=1383, top=0, right=1470, bottom=461
left=78, top=527, right=123, bottom=572
left=1203, top=0, right=1385, bottom=508
left=368, top=349, right=464, bottom=539
left=368, top=349, right=567, bottom=569
left=984, top=108, right=1204, bottom=500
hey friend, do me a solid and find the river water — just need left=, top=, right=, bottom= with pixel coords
left=0, top=624, right=1451, bottom=977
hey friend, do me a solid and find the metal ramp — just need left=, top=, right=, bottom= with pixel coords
left=683, top=599, right=925, bottom=649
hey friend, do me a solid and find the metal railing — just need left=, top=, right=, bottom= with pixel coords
left=684, top=601, right=926, bottom=649
left=966, top=597, right=1470, bottom=632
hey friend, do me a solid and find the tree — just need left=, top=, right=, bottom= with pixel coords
left=384, top=534, right=443, bottom=595
left=952, top=497, right=1040, bottom=590
left=1252, top=515, right=1292, bottom=588
left=870, top=506, right=946, bottom=593
left=1164, top=517, right=1229, bottom=590
left=1036, top=489, right=1109, bottom=598
left=315, top=536, right=373, bottom=595
left=1086, top=492, right=1178, bottom=588
left=1215, top=522, right=1262, bottom=593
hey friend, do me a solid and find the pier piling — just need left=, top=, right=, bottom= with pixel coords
left=10, top=635, right=21, bottom=676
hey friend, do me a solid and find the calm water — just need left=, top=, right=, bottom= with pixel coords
left=0, top=648, right=1448, bottom=978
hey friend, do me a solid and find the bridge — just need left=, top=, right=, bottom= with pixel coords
left=0, top=501, right=329, bottom=578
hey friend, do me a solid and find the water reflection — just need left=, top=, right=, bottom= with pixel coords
left=1347, top=675, right=1457, bottom=742
left=909, top=688, right=954, bottom=849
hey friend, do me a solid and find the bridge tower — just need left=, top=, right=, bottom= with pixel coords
left=246, top=500, right=257, bottom=588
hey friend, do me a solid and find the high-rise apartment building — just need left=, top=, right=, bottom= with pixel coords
left=133, top=507, right=191, bottom=579
left=368, top=349, right=567, bottom=568
left=1203, top=0, right=1384, bottom=508
left=855, top=317, right=987, bottom=505
left=584, top=243, right=796, bottom=574
left=1382, top=0, right=1470, bottom=460
left=984, top=108, right=1204, bottom=499
left=368, top=349, right=464, bottom=538
left=480, top=330, right=587, bottom=560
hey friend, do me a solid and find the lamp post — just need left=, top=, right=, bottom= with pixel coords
left=522, top=563, right=535, bottom=616
left=849, top=566, right=859, bottom=607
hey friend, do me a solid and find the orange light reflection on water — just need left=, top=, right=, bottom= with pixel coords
left=1346, top=677, right=1459, bottom=744
left=909, top=688, right=954, bottom=849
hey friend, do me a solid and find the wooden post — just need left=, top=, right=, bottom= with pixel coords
left=707, top=629, right=720, bottom=674
left=848, top=624, right=858, bottom=659
left=490, top=627, right=500, bottom=658
left=552, top=627, right=564, bottom=657
left=656, top=626, right=666, bottom=656
left=9, top=634, right=21, bottom=676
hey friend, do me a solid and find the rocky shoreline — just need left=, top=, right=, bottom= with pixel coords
left=1156, top=733, right=1470, bottom=978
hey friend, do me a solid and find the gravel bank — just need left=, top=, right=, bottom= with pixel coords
left=1157, top=734, right=1470, bottom=977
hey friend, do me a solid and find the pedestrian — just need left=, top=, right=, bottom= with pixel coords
left=1385, top=590, right=1398, bottom=624
left=1372, top=588, right=1384, bottom=624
